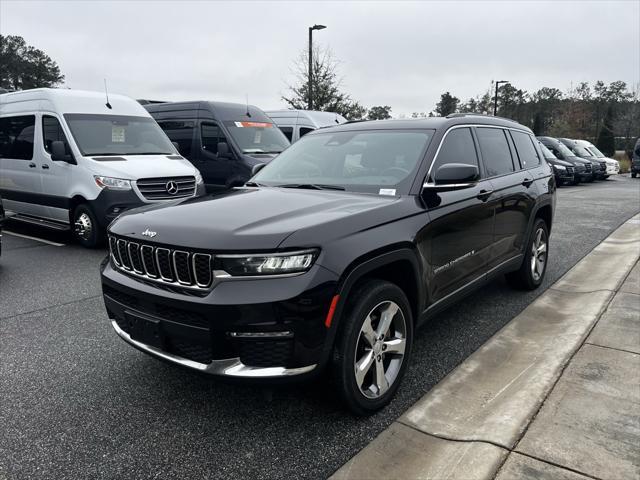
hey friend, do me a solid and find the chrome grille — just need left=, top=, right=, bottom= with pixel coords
left=109, top=236, right=213, bottom=290
left=584, top=163, right=592, bottom=172
left=136, top=176, right=196, bottom=200
left=566, top=166, right=574, bottom=174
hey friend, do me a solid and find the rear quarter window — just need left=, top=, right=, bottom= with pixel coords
left=0, top=115, right=35, bottom=160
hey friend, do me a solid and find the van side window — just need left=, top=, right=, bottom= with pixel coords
left=0, top=115, right=36, bottom=160
left=476, top=127, right=515, bottom=177
left=299, top=127, right=314, bottom=138
left=157, top=120, right=195, bottom=156
left=429, top=127, right=479, bottom=182
left=201, top=123, right=227, bottom=156
left=42, top=115, right=73, bottom=160
left=510, top=131, right=540, bottom=168
left=279, top=126, right=293, bottom=142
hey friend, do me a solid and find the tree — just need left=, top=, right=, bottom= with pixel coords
left=282, top=45, right=366, bottom=120
left=435, top=92, right=459, bottom=116
left=596, top=105, right=616, bottom=156
left=533, top=112, right=545, bottom=135
left=0, top=35, right=64, bottom=90
left=367, top=105, right=392, bottom=120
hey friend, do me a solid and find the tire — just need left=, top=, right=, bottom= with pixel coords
left=331, top=279, right=413, bottom=416
left=72, top=204, right=103, bottom=248
left=632, top=173, right=637, bottom=178
left=571, top=178, right=580, bottom=186
left=506, top=218, right=549, bottom=290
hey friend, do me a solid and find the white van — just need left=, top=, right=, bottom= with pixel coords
left=0, top=88, right=203, bottom=247
left=264, top=109, right=346, bottom=143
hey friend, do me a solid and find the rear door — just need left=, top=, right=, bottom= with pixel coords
left=475, top=127, right=535, bottom=270
left=421, top=126, right=495, bottom=303
left=0, top=114, right=45, bottom=218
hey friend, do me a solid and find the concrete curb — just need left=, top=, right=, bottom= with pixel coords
left=331, top=213, right=640, bottom=480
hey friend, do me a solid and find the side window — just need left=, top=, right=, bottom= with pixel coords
left=157, top=120, right=195, bottom=157
left=201, top=123, right=227, bottom=156
left=476, top=127, right=515, bottom=177
left=0, top=115, right=36, bottom=160
left=429, top=127, right=479, bottom=182
left=511, top=131, right=540, bottom=168
left=42, top=115, right=73, bottom=160
left=299, top=127, right=314, bottom=138
left=279, top=126, right=293, bottom=142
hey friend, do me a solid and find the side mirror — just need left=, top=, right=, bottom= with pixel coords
left=51, top=141, right=75, bottom=164
left=171, top=141, right=180, bottom=153
left=251, top=163, right=266, bottom=176
left=424, top=163, right=479, bottom=192
left=217, top=142, right=233, bottom=159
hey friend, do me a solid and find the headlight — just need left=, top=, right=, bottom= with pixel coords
left=94, top=176, right=132, bottom=190
left=214, top=249, right=319, bottom=277
left=195, top=172, right=204, bottom=185
left=554, top=165, right=566, bottom=171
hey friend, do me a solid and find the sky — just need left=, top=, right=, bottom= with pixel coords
left=2, top=0, right=639, bottom=116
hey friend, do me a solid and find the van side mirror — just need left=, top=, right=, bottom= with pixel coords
left=251, top=163, right=266, bottom=176
left=51, top=140, right=75, bottom=164
left=217, top=142, right=233, bottom=159
left=423, top=163, right=479, bottom=192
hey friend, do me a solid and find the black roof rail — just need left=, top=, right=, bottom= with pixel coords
left=446, top=112, right=521, bottom=124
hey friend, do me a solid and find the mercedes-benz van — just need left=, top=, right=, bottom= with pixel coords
left=264, top=109, right=346, bottom=143
left=145, top=102, right=291, bottom=191
left=0, top=89, right=204, bottom=247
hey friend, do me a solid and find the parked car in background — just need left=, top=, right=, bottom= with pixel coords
left=632, top=138, right=640, bottom=178
left=146, top=102, right=291, bottom=191
left=559, top=138, right=607, bottom=179
left=0, top=194, right=4, bottom=258
left=537, top=136, right=593, bottom=182
left=574, top=140, right=619, bottom=177
left=264, top=109, right=347, bottom=143
left=101, top=114, right=555, bottom=414
left=0, top=88, right=203, bottom=247
left=539, top=142, right=576, bottom=185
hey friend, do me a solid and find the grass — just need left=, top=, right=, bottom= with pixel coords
left=614, top=151, right=631, bottom=173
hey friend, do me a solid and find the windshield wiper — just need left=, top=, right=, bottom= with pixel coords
left=245, top=181, right=264, bottom=187
left=277, top=183, right=345, bottom=191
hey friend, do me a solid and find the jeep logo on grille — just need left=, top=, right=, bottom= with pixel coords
left=165, top=181, right=179, bottom=195
left=142, top=228, right=157, bottom=238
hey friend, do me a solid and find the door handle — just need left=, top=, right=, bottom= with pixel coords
left=522, top=178, right=533, bottom=187
left=28, top=162, right=36, bottom=168
left=42, top=164, right=50, bottom=170
left=476, top=189, right=493, bottom=201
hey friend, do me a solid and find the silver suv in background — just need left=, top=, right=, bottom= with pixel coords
left=265, top=109, right=346, bottom=142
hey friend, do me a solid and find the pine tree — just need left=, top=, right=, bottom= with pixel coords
left=596, top=105, right=616, bottom=156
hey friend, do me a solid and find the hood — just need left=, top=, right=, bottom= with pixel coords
left=109, top=187, right=413, bottom=251
left=547, top=158, right=573, bottom=168
left=85, top=155, right=198, bottom=180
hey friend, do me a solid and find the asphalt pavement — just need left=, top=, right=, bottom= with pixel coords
left=1, top=176, right=639, bottom=480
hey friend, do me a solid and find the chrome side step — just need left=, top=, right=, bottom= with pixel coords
left=8, top=214, right=70, bottom=231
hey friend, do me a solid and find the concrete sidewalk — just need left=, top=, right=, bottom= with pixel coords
left=332, top=214, right=640, bottom=480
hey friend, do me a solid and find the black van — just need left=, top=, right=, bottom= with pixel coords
left=145, top=102, right=290, bottom=190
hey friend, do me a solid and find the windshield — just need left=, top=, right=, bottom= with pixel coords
left=586, top=145, right=605, bottom=158
left=539, top=142, right=557, bottom=160
left=570, top=143, right=593, bottom=157
left=553, top=141, right=575, bottom=159
left=252, top=129, right=433, bottom=195
left=64, top=114, right=175, bottom=156
left=225, top=121, right=290, bottom=154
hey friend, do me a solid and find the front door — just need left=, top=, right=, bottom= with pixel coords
left=40, top=114, right=74, bottom=223
left=419, top=126, right=495, bottom=304
left=198, top=121, right=231, bottom=188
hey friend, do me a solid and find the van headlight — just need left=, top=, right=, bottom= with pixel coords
left=195, top=172, right=204, bottom=185
left=214, top=249, right=319, bottom=277
left=94, top=176, right=132, bottom=190
left=553, top=165, right=566, bottom=172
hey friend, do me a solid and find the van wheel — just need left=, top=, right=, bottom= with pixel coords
left=73, top=204, right=102, bottom=248
left=507, top=218, right=548, bottom=290
left=331, top=280, right=413, bottom=416
left=632, top=173, right=637, bottom=178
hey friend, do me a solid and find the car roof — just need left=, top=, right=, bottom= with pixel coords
left=264, top=109, right=347, bottom=127
left=145, top=101, right=272, bottom=123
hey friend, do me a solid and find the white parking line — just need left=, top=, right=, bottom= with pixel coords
left=3, top=230, right=66, bottom=247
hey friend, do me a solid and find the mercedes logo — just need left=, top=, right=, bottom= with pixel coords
left=165, top=181, right=179, bottom=195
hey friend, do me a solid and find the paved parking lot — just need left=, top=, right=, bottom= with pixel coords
left=1, top=176, right=639, bottom=480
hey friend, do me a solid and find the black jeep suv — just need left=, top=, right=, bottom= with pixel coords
left=101, top=115, right=556, bottom=414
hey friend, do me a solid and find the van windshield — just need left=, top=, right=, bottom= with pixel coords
left=587, top=145, right=605, bottom=158
left=224, top=121, right=290, bottom=154
left=252, top=129, right=433, bottom=195
left=64, top=114, right=175, bottom=156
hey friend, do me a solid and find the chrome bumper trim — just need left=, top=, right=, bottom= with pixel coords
left=111, top=320, right=316, bottom=378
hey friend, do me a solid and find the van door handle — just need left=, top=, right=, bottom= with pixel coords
left=42, top=164, right=50, bottom=170
left=522, top=178, right=533, bottom=187
left=28, top=163, right=36, bottom=168
left=476, top=189, right=493, bottom=201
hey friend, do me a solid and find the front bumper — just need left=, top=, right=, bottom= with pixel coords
left=101, top=259, right=339, bottom=380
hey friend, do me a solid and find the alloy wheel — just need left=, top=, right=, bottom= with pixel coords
left=354, top=300, right=407, bottom=399
left=530, top=227, right=547, bottom=282
left=75, top=212, right=93, bottom=241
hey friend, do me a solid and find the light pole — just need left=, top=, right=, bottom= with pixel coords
left=308, top=24, right=326, bottom=110
left=493, top=80, right=508, bottom=116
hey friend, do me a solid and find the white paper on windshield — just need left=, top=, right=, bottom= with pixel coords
left=379, top=188, right=396, bottom=196
left=112, top=126, right=125, bottom=143
left=254, top=131, right=262, bottom=144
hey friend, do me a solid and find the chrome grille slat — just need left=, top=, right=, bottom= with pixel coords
left=136, top=176, right=196, bottom=201
left=109, top=236, right=214, bottom=291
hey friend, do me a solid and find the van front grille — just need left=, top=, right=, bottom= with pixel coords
left=109, top=236, right=213, bottom=291
left=136, top=176, right=196, bottom=200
